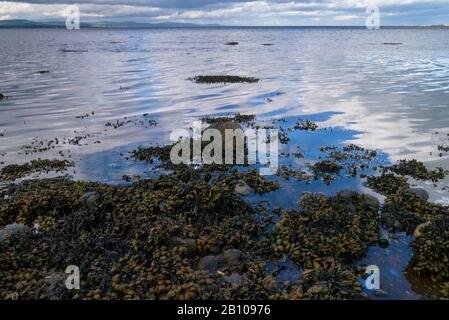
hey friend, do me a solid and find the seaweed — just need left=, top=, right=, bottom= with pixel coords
left=189, top=75, right=259, bottom=84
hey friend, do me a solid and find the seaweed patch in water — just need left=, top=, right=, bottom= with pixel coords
left=201, top=113, right=256, bottom=125
left=385, top=159, right=445, bottom=181
left=189, top=75, right=259, bottom=84
left=0, top=159, right=74, bottom=181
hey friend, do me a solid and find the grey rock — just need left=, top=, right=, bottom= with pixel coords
left=222, top=273, right=244, bottom=286
left=378, top=228, right=390, bottom=248
left=234, top=180, right=252, bottom=196
left=0, top=223, right=29, bottom=242
left=198, top=255, right=224, bottom=274
left=380, top=212, right=399, bottom=231
left=82, top=192, right=100, bottom=209
left=409, top=188, right=429, bottom=201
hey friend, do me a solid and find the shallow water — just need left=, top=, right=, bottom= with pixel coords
left=1, top=27, right=449, bottom=299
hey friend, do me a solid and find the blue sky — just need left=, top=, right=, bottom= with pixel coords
left=1, top=1, right=449, bottom=26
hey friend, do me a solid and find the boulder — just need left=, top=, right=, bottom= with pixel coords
left=234, top=180, right=252, bottom=196
left=380, top=212, right=400, bottom=231
left=409, top=188, right=429, bottom=201
left=0, top=223, right=29, bottom=242
left=222, top=273, right=244, bottom=286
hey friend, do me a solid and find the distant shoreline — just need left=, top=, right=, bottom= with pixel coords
left=1, top=19, right=448, bottom=29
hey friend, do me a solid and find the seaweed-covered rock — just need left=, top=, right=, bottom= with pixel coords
left=312, top=160, right=342, bottom=175
left=189, top=75, right=259, bottom=84
left=0, top=159, right=74, bottom=181
left=387, top=159, right=444, bottom=181
left=409, top=188, right=429, bottom=201
left=410, top=216, right=449, bottom=281
left=279, top=262, right=365, bottom=300
left=272, top=193, right=379, bottom=267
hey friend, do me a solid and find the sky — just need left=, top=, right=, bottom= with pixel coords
left=0, top=0, right=448, bottom=26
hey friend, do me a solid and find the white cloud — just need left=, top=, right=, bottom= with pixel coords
left=0, top=0, right=448, bottom=25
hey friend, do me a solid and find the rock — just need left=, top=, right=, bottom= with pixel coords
left=234, top=180, right=252, bottom=196
left=198, top=255, right=224, bottom=274
left=82, top=192, right=100, bottom=209
left=374, top=289, right=388, bottom=297
left=378, top=228, right=390, bottom=248
left=222, top=273, right=243, bottom=286
left=409, top=188, right=429, bottom=201
left=363, top=194, right=380, bottom=210
left=380, top=212, right=399, bottom=231
left=223, top=249, right=244, bottom=271
left=413, top=222, right=431, bottom=241
left=0, top=223, right=29, bottom=242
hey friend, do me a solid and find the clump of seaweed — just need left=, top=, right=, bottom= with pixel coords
left=279, top=262, right=365, bottom=300
left=292, top=120, right=318, bottom=131
left=367, top=173, right=409, bottom=196
left=0, top=159, right=74, bottom=181
left=201, top=113, right=256, bottom=125
left=225, top=42, right=239, bottom=46
left=272, top=192, right=379, bottom=268
left=386, top=159, right=444, bottom=181
left=189, top=75, right=259, bottom=84
left=312, top=160, right=342, bottom=175
left=410, top=215, right=449, bottom=282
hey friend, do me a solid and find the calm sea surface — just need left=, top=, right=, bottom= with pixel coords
left=1, top=27, right=449, bottom=299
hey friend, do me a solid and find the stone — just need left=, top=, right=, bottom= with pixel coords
left=0, top=223, right=29, bottom=242
left=380, top=212, right=399, bottom=231
left=198, top=255, right=224, bottom=274
left=82, top=192, right=100, bottom=209
left=409, top=188, right=429, bottom=201
left=222, top=273, right=243, bottom=286
left=234, top=180, right=252, bottom=196
left=223, top=249, right=244, bottom=271
left=413, top=222, right=432, bottom=241
left=378, top=229, right=390, bottom=248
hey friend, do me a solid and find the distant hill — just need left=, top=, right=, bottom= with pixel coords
left=0, top=19, right=222, bottom=29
